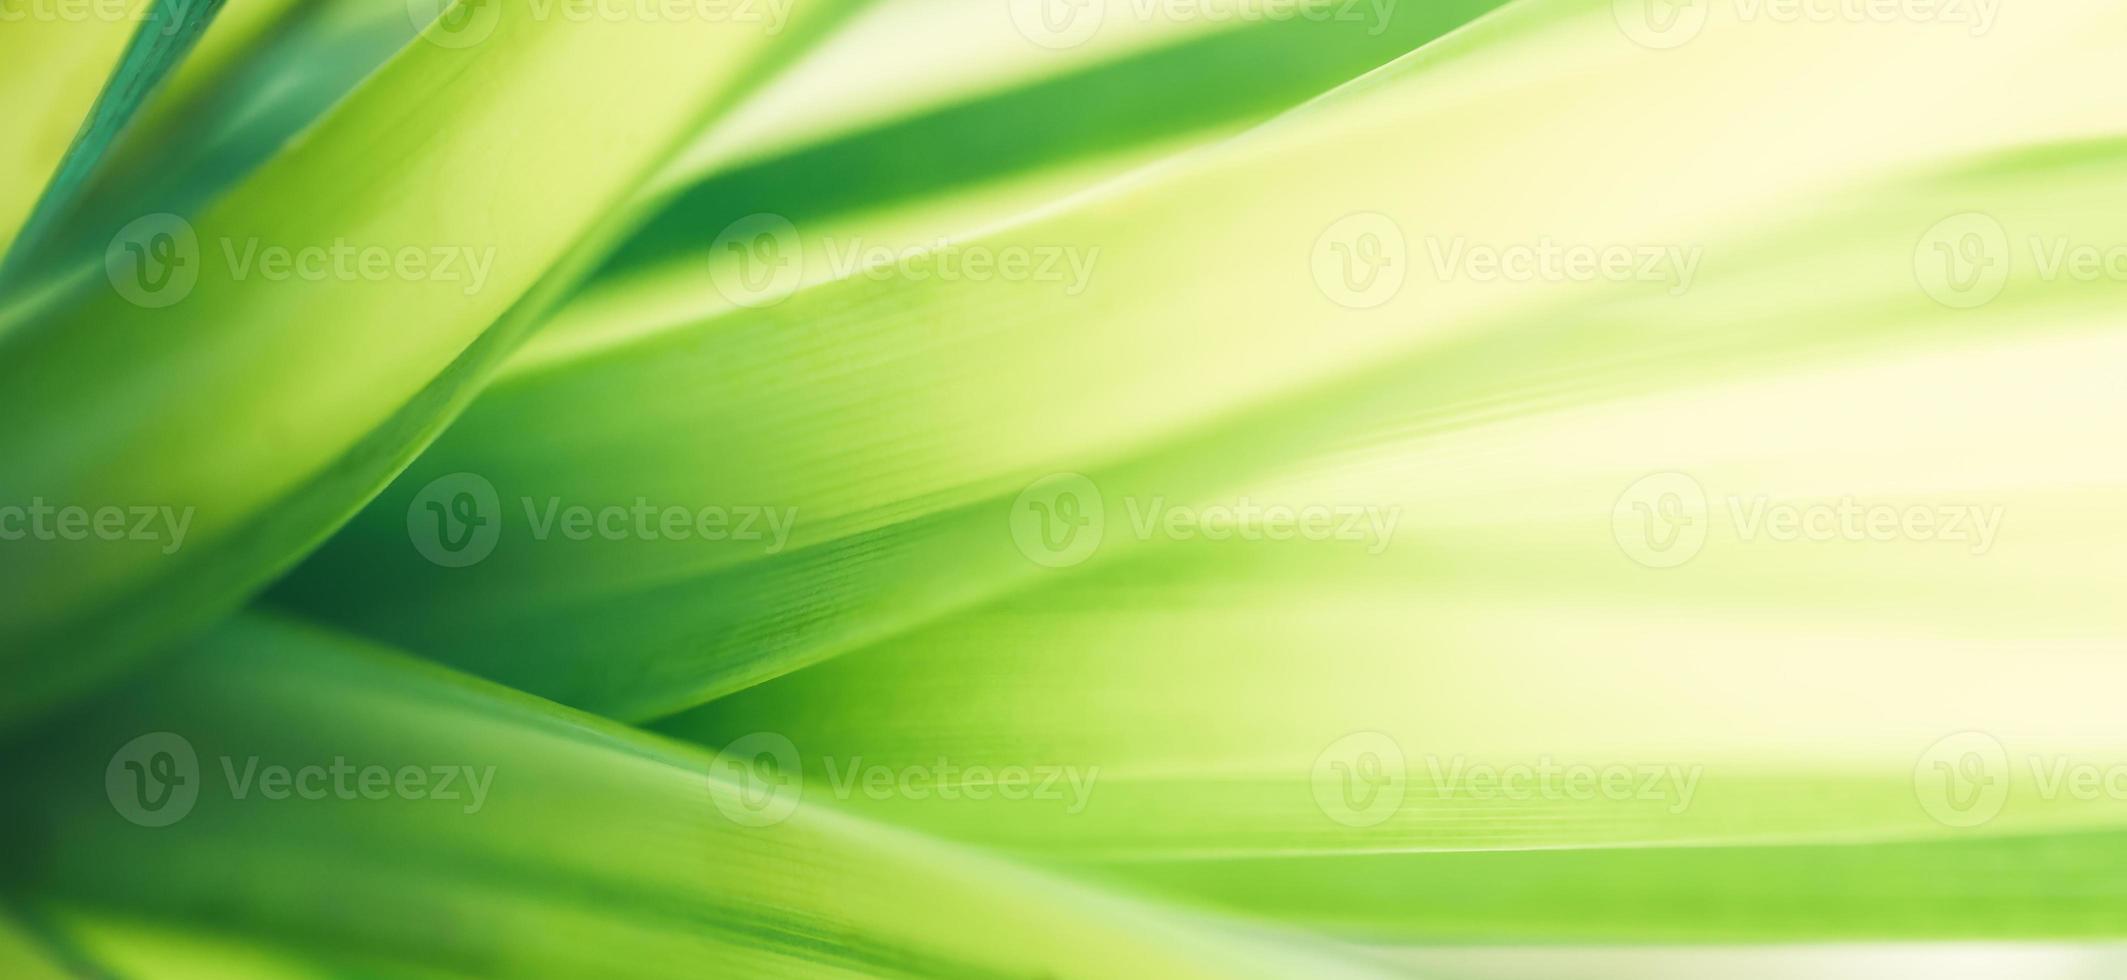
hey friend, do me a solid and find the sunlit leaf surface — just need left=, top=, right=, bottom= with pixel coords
left=4, top=0, right=2125, bottom=972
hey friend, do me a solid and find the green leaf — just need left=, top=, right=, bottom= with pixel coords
left=7, top=0, right=422, bottom=293
left=277, top=0, right=2127, bottom=720
left=0, top=614, right=1390, bottom=978
left=0, top=0, right=230, bottom=280
left=628, top=134, right=2127, bottom=935
left=0, top=0, right=151, bottom=256
left=0, top=0, right=854, bottom=725
left=518, top=0, right=1506, bottom=369
left=269, top=0, right=1525, bottom=713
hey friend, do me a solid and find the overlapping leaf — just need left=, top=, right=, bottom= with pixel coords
left=281, top=0, right=2127, bottom=721
left=6, top=0, right=2126, bottom=969
left=0, top=615, right=1387, bottom=978
left=0, top=0, right=851, bottom=724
